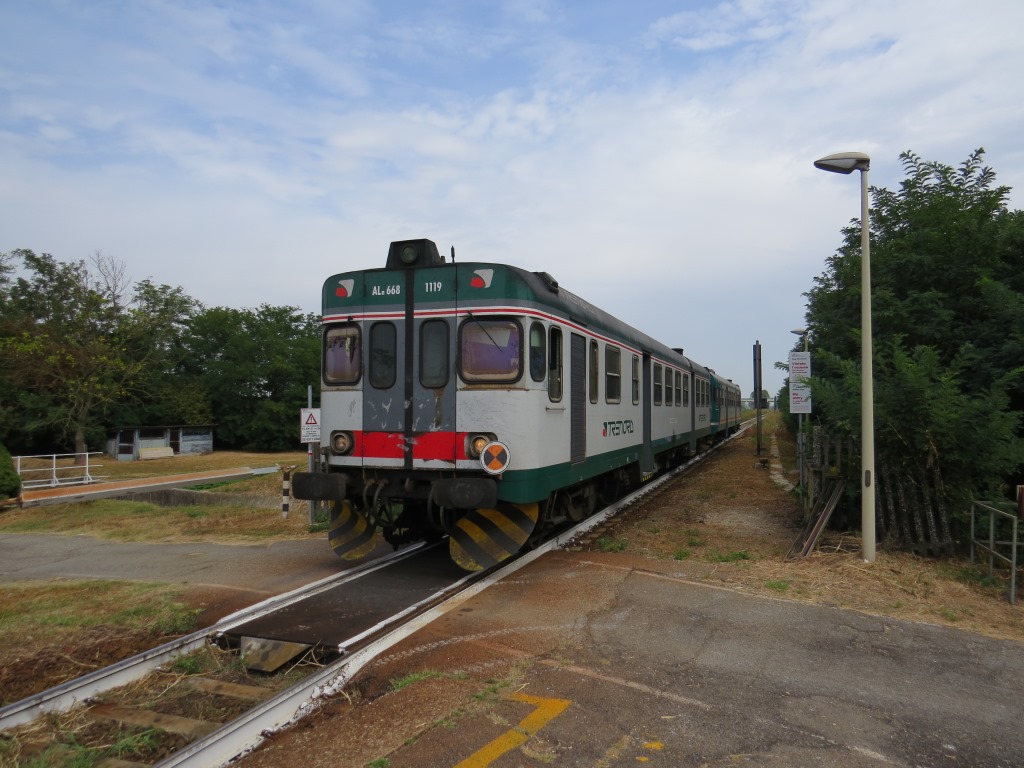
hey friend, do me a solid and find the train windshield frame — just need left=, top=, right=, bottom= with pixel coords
left=459, top=317, right=522, bottom=383
left=324, top=323, right=361, bottom=385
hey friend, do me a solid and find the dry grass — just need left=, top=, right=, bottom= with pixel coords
left=0, top=581, right=198, bottom=706
left=91, top=450, right=308, bottom=480
left=0, top=450, right=322, bottom=541
left=592, top=412, right=1024, bottom=642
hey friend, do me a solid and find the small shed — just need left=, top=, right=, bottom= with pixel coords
left=105, top=425, right=215, bottom=461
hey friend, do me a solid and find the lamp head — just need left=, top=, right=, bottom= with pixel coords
left=814, top=152, right=870, bottom=175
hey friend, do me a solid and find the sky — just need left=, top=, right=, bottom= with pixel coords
left=3, top=0, right=1024, bottom=398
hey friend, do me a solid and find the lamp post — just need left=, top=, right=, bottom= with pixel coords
left=813, top=151, right=875, bottom=563
left=791, top=327, right=808, bottom=494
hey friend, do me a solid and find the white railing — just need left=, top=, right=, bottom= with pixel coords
left=13, top=452, right=105, bottom=489
left=970, top=498, right=1021, bottom=605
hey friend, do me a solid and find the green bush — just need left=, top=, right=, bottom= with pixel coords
left=0, top=444, right=21, bottom=499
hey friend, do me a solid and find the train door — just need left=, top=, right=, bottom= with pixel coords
left=710, top=380, right=721, bottom=429
left=411, top=270, right=456, bottom=460
left=640, top=353, right=654, bottom=476
left=688, top=371, right=698, bottom=453
left=362, top=265, right=457, bottom=468
left=570, top=333, right=586, bottom=464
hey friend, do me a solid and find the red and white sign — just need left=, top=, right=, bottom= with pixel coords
left=300, top=408, right=321, bottom=443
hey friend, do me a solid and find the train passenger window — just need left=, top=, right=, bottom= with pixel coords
left=369, top=322, right=397, bottom=389
left=420, top=319, right=449, bottom=388
left=653, top=364, right=663, bottom=405
left=675, top=371, right=682, bottom=406
left=632, top=356, right=640, bottom=405
left=548, top=327, right=563, bottom=401
left=605, top=346, right=621, bottom=403
left=589, top=340, right=599, bottom=404
left=460, top=319, right=521, bottom=382
left=324, top=323, right=361, bottom=385
left=682, top=375, right=689, bottom=406
left=529, top=322, right=546, bottom=382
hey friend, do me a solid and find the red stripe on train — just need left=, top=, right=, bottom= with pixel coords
left=356, top=431, right=469, bottom=461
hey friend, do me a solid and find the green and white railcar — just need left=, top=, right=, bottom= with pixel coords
left=294, top=239, right=741, bottom=570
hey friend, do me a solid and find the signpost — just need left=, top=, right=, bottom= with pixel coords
left=300, top=400, right=321, bottom=523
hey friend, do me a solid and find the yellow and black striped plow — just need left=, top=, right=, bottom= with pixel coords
left=450, top=502, right=539, bottom=571
left=328, top=500, right=381, bottom=560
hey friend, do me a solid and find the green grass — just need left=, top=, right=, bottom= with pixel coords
left=764, top=580, right=790, bottom=593
left=390, top=670, right=442, bottom=691
left=706, top=549, right=752, bottom=563
left=0, top=581, right=199, bottom=636
left=673, top=549, right=691, bottom=561
left=597, top=536, right=627, bottom=553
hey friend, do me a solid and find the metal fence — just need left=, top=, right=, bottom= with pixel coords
left=12, top=452, right=104, bottom=489
left=970, top=499, right=1021, bottom=604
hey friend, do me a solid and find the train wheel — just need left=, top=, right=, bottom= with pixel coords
left=450, top=502, right=540, bottom=571
left=327, top=500, right=381, bottom=560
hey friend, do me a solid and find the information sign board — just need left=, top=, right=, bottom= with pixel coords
left=300, top=408, right=321, bottom=444
left=789, top=351, right=812, bottom=415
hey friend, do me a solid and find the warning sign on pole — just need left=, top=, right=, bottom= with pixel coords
left=300, top=408, right=321, bottom=443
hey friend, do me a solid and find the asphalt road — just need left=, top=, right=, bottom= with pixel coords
left=0, top=533, right=345, bottom=596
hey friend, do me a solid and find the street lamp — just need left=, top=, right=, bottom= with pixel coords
left=791, top=327, right=808, bottom=494
left=813, top=151, right=875, bottom=563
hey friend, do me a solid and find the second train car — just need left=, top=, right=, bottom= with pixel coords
left=293, top=239, right=742, bottom=570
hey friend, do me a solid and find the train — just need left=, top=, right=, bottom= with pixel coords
left=293, top=239, right=742, bottom=570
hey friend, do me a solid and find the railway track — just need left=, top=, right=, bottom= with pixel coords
left=1, top=428, right=748, bottom=767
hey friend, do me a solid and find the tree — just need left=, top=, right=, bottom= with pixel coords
left=0, top=251, right=146, bottom=454
left=181, top=304, right=320, bottom=450
left=804, top=150, right=1024, bottom=552
left=0, top=251, right=207, bottom=454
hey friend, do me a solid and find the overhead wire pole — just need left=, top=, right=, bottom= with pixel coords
left=753, top=341, right=762, bottom=456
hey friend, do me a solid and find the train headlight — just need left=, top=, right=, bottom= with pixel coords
left=330, top=431, right=355, bottom=455
left=466, top=433, right=496, bottom=459
left=400, top=244, right=418, bottom=265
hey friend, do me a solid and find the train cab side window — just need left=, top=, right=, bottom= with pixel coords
left=653, top=363, right=663, bottom=405
left=460, top=318, right=522, bottom=382
left=420, top=319, right=449, bottom=388
left=606, top=346, right=621, bottom=403
left=529, top=322, right=546, bottom=382
left=589, top=340, right=599, bottom=404
left=632, top=355, right=640, bottom=405
left=675, top=371, right=682, bottom=406
left=548, top=327, right=563, bottom=401
left=369, top=322, right=397, bottom=389
left=324, top=323, right=361, bottom=385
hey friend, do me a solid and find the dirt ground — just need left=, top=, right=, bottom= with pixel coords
left=585, top=425, right=1024, bottom=642
left=3, top=425, right=1022, bottom=714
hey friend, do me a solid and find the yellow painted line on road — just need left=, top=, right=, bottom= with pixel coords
left=453, top=692, right=571, bottom=768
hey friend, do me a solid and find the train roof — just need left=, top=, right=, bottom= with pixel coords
left=321, top=239, right=734, bottom=381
